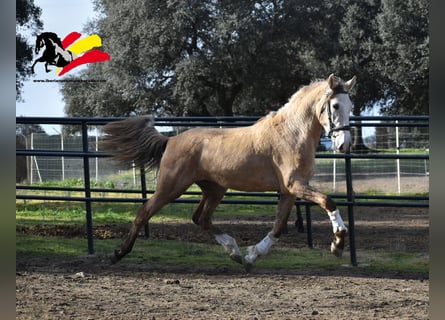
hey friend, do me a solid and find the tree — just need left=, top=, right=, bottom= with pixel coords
left=60, top=0, right=428, bottom=120
left=16, top=123, right=45, bottom=137
left=375, top=0, right=429, bottom=115
left=61, top=0, right=343, bottom=117
left=16, top=0, right=43, bottom=101
left=327, top=0, right=428, bottom=151
left=330, top=0, right=385, bottom=151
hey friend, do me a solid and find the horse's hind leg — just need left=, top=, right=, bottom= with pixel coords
left=31, top=56, right=45, bottom=74
left=111, top=192, right=172, bottom=263
left=193, top=181, right=243, bottom=264
left=44, top=62, right=51, bottom=73
left=244, top=194, right=295, bottom=270
left=112, top=176, right=193, bottom=263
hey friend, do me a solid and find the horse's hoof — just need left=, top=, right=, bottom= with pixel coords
left=110, top=250, right=122, bottom=264
left=244, top=261, right=254, bottom=272
left=330, top=229, right=346, bottom=258
left=230, top=253, right=244, bottom=265
left=330, top=241, right=343, bottom=257
left=243, top=247, right=256, bottom=272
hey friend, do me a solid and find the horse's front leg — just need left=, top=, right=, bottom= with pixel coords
left=293, top=183, right=348, bottom=257
left=31, top=61, right=37, bottom=74
left=244, top=194, right=295, bottom=271
left=31, top=56, right=45, bottom=74
left=193, top=181, right=243, bottom=265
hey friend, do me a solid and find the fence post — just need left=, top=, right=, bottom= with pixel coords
left=396, top=120, right=401, bottom=194
left=345, top=153, right=357, bottom=266
left=82, top=121, right=94, bottom=254
left=333, top=150, right=337, bottom=192
left=30, top=133, right=34, bottom=184
left=95, top=127, right=99, bottom=184
left=140, top=166, right=149, bottom=239
left=60, top=133, right=65, bottom=181
left=295, top=201, right=304, bottom=233
left=304, top=204, right=313, bottom=249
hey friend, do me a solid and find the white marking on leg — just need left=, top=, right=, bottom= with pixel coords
left=244, top=232, right=278, bottom=265
left=328, top=209, right=348, bottom=233
left=245, top=245, right=258, bottom=266
left=215, top=233, right=242, bottom=261
left=255, top=232, right=278, bottom=255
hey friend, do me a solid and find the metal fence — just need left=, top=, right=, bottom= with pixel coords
left=16, top=116, right=429, bottom=266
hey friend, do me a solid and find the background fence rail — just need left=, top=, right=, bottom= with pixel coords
left=16, top=116, right=429, bottom=266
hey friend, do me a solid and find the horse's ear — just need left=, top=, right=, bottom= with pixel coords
left=345, top=76, right=357, bottom=91
left=327, top=73, right=336, bottom=89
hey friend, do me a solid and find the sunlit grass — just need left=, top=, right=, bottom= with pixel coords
left=16, top=180, right=428, bottom=274
left=16, top=234, right=428, bottom=273
left=16, top=197, right=276, bottom=227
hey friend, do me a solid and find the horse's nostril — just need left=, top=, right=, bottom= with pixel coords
left=340, top=142, right=351, bottom=153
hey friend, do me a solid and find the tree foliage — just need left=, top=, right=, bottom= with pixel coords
left=16, top=0, right=43, bottom=101
left=60, top=0, right=429, bottom=117
left=16, top=123, right=45, bottom=137
left=375, top=0, right=429, bottom=115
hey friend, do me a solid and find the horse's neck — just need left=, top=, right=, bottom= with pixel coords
left=283, top=94, right=321, bottom=130
left=271, top=90, right=324, bottom=149
left=43, top=38, right=54, bottom=48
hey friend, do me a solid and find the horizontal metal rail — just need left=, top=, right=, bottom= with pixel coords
left=16, top=185, right=428, bottom=207
left=16, top=115, right=430, bottom=266
left=16, top=115, right=429, bottom=128
left=15, top=194, right=429, bottom=208
left=16, top=149, right=429, bottom=160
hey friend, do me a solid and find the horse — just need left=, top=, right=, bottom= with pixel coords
left=102, top=73, right=357, bottom=271
left=31, top=32, right=76, bottom=74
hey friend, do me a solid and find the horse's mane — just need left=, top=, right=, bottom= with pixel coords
left=260, top=76, right=350, bottom=129
left=257, top=79, right=328, bottom=130
left=38, top=32, right=64, bottom=48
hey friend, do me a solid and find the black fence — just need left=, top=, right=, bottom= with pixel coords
left=16, top=116, right=429, bottom=266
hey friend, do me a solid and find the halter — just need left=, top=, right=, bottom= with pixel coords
left=320, top=86, right=351, bottom=138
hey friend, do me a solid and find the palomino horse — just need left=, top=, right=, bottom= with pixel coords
left=103, top=74, right=356, bottom=270
left=31, top=32, right=76, bottom=74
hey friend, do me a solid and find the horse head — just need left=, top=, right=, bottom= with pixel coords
left=319, top=74, right=356, bottom=153
left=34, top=34, right=45, bottom=54
left=34, top=32, right=62, bottom=54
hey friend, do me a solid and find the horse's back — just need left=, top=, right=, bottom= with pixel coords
left=161, top=126, right=280, bottom=191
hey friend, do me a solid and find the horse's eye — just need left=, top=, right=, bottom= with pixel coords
left=333, top=103, right=340, bottom=110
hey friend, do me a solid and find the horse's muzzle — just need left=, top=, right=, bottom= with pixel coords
left=332, top=130, right=351, bottom=153
left=338, top=142, right=351, bottom=153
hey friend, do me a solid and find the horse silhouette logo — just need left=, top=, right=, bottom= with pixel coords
left=31, top=32, right=110, bottom=76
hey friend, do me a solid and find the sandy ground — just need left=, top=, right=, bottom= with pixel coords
left=17, top=205, right=429, bottom=319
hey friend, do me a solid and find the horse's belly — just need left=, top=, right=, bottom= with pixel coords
left=223, top=174, right=279, bottom=192
left=199, top=156, right=279, bottom=192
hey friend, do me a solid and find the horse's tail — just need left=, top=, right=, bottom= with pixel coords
left=102, top=115, right=169, bottom=170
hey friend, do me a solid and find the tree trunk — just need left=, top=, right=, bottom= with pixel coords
left=216, top=83, right=242, bottom=116
left=350, top=106, right=372, bottom=153
left=351, top=124, right=369, bottom=153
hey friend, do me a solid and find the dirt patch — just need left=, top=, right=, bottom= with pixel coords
left=16, top=206, right=429, bottom=253
left=16, top=206, right=429, bottom=319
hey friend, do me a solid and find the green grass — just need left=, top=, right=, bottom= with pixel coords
left=16, top=187, right=429, bottom=274
left=16, top=233, right=428, bottom=273
left=16, top=197, right=275, bottom=226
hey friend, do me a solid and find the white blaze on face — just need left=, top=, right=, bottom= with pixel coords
left=327, top=93, right=353, bottom=153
